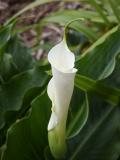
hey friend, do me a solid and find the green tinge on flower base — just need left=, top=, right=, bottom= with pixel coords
left=48, top=121, right=67, bottom=159
left=47, top=40, right=77, bottom=159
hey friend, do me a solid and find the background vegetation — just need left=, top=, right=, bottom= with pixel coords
left=0, top=0, right=120, bottom=159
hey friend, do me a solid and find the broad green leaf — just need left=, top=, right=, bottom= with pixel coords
left=44, top=146, right=54, bottom=160
left=67, top=26, right=120, bottom=138
left=5, top=92, right=119, bottom=160
left=68, top=57, right=120, bottom=160
left=67, top=72, right=120, bottom=139
left=76, top=26, right=120, bottom=80
left=0, top=29, right=47, bottom=147
left=0, top=25, right=12, bottom=50
left=75, top=74, right=120, bottom=105
left=103, top=57, right=120, bottom=88
left=0, top=24, right=13, bottom=63
left=67, top=90, right=89, bottom=138
left=68, top=98, right=120, bottom=160
left=0, top=67, right=49, bottom=130
left=0, top=32, right=34, bottom=82
left=6, top=36, right=34, bottom=72
left=0, top=54, right=16, bottom=82
left=2, top=92, right=51, bottom=160
left=0, top=113, right=4, bottom=131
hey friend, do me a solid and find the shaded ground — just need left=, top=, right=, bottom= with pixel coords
left=0, top=1, right=81, bottom=24
left=0, top=0, right=32, bottom=24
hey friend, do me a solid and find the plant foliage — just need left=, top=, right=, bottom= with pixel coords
left=0, top=0, right=120, bottom=160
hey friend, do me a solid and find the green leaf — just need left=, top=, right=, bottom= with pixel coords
left=44, top=146, right=54, bottom=160
left=44, top=10, right=102, bottom=23
left=44, top=10, right=100, bottom=41
left=70, top=21, right=97, bottom=42
left=2, top=92, right=51, bottom=160
left=88, top=0, right=110, bottom=24
left=2, top=91, right=120, bottom=160
left=0, top=145, right=5, bottom=160
left=0, top=67, right=49, bottom=130
left=0, top=25, right=12, bottom=50
left=68, top=97, right=120, bottom=160
left=0, top=28, right=35, bottom=83
left=67, top=70, right=120, bottom=139
left=6, top=36, right=34, bottom=72
left=68, top=56, right=120, bottom=160
left=75, top=74, right=120, bottom=105
left=109, top=0, right=120, bottom=22
left=67, top=26, right=120, bottom=139
left=67, top=90, right=89, bottom=138
left=76, top=26, right=120, bottom=80
left=103, top=57, right=120, bottom=88
left=0, top=31, right=34, bottom=82
left=0, top=24, right=13, bottom=63
left=0, top=54, right=16, bottom=82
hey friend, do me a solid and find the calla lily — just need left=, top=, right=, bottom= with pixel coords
left=47, top=40, right=77, bottom=159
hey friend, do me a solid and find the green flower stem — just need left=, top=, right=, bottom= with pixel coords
left=63, top=18, right=84, bottom=43
left=48, top=119, right=67, bottom=159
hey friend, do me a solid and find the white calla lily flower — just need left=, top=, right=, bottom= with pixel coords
left=47, top=40, right=77, bottom=159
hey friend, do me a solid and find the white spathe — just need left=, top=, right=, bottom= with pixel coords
left=47, top=40, right=77, bottom=131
